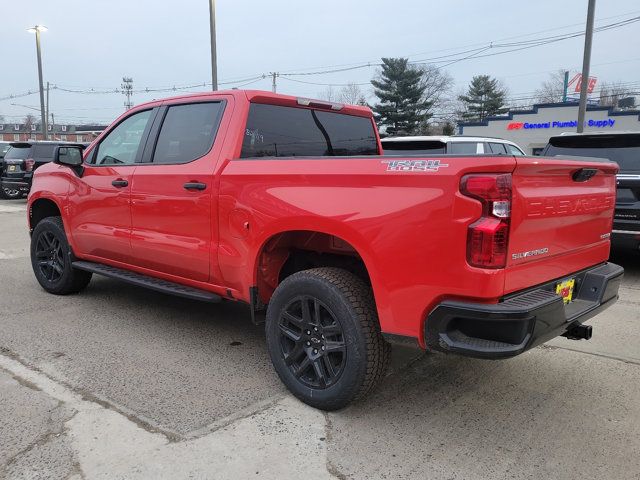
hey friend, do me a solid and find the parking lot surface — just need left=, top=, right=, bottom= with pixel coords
left=1, top=198, right=639, bottom=479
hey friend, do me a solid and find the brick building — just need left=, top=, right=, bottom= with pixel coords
left=0, top=123, right=106, bottom=143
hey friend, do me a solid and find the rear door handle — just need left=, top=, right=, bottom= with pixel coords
left=111, top=179, right=128, bottom=188
left=183, top=182, right=207, bottom=191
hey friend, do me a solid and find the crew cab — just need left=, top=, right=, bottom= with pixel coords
left=27, top=90, right=623, bottom=410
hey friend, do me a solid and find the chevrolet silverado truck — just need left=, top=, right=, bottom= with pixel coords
left=27, top=90, right=623, bottom=410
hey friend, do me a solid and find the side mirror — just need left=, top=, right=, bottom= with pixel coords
left=54, top=145, right=84, bottom=176
left=55, top=145, right=84, bottom=167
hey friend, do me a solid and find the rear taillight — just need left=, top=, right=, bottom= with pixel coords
left=461, top=173, right=512, bottom=269
left=24, top=158, right=35, bottom=172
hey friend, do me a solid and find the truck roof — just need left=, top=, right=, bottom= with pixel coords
left=130, top=89, right=374, bottom=118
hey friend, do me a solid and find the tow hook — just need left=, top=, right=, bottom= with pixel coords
left=562, top=324, right=593, bottom=341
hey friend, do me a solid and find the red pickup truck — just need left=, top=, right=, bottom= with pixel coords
left=27, top=90, right=623, bottom=410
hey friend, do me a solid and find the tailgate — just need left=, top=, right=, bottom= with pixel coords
left=3, top=159, right=25, bottom=175
left=505, top=156, right=618, bottom=293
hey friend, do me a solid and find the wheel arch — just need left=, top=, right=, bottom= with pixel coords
left=252, top=226, right=384, bottom=310
left=29, top=197, right=63, bottom=233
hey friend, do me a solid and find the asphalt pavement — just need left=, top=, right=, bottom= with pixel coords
left=1, top=198, right=639, bottom=480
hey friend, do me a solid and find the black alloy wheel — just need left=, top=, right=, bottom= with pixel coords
left=30, top=216, right=92, bottom=295
left=278, top=295, right=346, bottom=389
left=34, top=230, right=65, bottom=283
left=266, top=267, right=390, bottom=410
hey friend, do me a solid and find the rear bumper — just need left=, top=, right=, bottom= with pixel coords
left=1, top=175, right=31, bottom=190
left=424, top=262, right=624, bottom=359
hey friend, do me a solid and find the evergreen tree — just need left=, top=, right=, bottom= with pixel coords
left=458, top=75, right=507, bottom=122
left=371, top=58, right=432, bottom=135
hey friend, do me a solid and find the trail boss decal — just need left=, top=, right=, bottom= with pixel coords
left=382, top=159, right=449, bottom=172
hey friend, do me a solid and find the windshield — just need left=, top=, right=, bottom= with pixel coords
left=0, top=144, right=11, bottom=157
left=545, top=135, right=640, bottom=172
left=381, top=140, right=445, bottom=155
left=4, top=146, right=31, bottom=160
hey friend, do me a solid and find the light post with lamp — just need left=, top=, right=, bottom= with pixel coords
left=27, top=25, right=48, bottom=140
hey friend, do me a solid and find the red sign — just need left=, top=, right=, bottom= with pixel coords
left=568, top=73, right=597, bottom=94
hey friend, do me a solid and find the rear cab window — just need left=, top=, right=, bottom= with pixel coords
left=240, top=103, right=378, bottom=158
left=4, top=146, right=32, bottom=160
left=381, top=140, right=445, bottom=155
left=545, top=134, right=640, bottom=173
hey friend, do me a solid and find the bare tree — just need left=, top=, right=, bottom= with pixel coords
left=23, top=113, right=37, bottom=128
left=338, top=83, right=367, bottom=105
left=599, top=81, right=632, bottom=108
left=419, top=65, right=453, bottom=113
left=534, top=70, right=567, bottom=103
left=317, top=86, right=338, bottom=102
left=413, top=65, right=454, bottom=133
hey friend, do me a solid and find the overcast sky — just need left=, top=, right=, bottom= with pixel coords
left=1, top=0, right=639, bottom=125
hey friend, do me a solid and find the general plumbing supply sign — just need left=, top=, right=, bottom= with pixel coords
left=507, top=119, right=616, bottom=130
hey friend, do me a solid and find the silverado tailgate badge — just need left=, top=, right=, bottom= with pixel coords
left=512, top=247, right=549, bottom=261
left=382, top=159, right=449, bottom=172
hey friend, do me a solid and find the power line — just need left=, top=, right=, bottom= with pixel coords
left=2, top=14, right=638, bottom=101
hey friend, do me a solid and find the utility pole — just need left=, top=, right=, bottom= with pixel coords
left=27, top=25, right=48, bottom=140
left=121, top=77, right=133, bottom=110
left=270, top=72, right=278, bottom=93
left=577, top=0, right=596, bottom=133
left=562, top=71, right=569, bottom=103
left=208, top=0, right=218, bottom=90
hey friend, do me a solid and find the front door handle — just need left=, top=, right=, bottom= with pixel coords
left=112, top=179, right=128, bottom=188
left=183, top=182, right=207, bottom=191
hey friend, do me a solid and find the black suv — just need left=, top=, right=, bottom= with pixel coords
left=542, top=132, right=640, bottom=252
left=1, top=141, right=80, bottom=199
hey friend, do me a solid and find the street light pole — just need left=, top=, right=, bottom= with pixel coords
left=208, top=0, right=218, bottom=91
left=577, top=0, right=596, bottom=133
left=28, top=25, right=48, bottom=140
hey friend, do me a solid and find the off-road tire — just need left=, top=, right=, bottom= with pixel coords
left=30, top=216, right=92, bottom=294
left=265, top=267, right=390, bottom=410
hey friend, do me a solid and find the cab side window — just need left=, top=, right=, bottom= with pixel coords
left=448, top=142, right=478, bottom=155
left=92, top=110, right=152, bottom=165
left=506, top=144, right=525, bottom=156
left=152, top=102, right=224, bottom=164
left=488, top=142, right=508, bottom=155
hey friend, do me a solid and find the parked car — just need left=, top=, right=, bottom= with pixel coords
left=542, top=132, right=640, bottom=252
left=0, top=142, right=11, bottom=191
left=1, top=140, right=82, bottom=199
left=27, top=90, right=622, bottom=410
left=0, top=141, right=11, bottom=159
left=381, top=135, right=526, bottom=156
